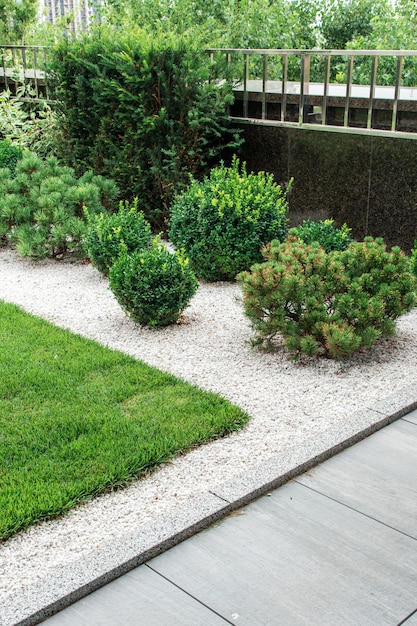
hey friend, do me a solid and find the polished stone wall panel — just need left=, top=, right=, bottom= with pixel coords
left=235, top=123, right=417, bottom=252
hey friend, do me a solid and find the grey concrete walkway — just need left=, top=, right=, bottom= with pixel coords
left=43, top=409, right=417, bottom=626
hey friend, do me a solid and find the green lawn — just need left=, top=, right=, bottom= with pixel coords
left=0, top=300, right=249, bottom=539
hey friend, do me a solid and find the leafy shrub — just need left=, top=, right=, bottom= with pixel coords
left=289, top=218, right=353, bottom=252
left=411, top=241, right=417, bottom=278
left=169, top=156, right=290, bottom=281
left=84, top=198, right=152, bottom=276
left=49, top=27, right=241, bottom=230
left=0, top=140, right=23, bottom=177
left=0, top=88, right=60, bottom=158
left=237, top=237, right=417, bottom=358
left=109, top=237, right=199, bottom=327
left=0, top=152, right=119, bottom=258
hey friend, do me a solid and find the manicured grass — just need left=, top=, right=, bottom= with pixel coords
left=0, top=301, right=249, bottom=539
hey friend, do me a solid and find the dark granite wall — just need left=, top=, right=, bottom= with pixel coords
left=235, top=124, right=417, bottom=253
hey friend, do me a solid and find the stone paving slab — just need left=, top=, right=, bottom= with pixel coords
left=145, top=480, right=417, bottom=626
left=297, top=417, right=417, bottom=538
left=45, top=421, right=417, bottom=625
left=403, top=611, right=417, bottom=624
left=403, top=409, right=417, bottom=425
left=44, top=565, right=227, bottom=626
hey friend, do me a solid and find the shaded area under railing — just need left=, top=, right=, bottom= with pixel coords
left=208, top=48, right=417, bottom=139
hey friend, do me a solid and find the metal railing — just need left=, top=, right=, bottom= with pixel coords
left=4, top=45, right=417, bottom=138
left=208, top=48, right=417, bottom=139
left=0, top=45, right=50, bottom=100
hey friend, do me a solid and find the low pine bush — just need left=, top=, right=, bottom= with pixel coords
left=169, top=156, right=290, bottom=281
left=109, top=237, right=198, bottom=327
left=84, top=198, right=152, bottom=276
left=237, top=237, right=417, bottom=358
left=411, top=240, right=417, bottom=278
left=289, top=218, right=353, bottom=252
left=0, top=152, right=118, bottom=258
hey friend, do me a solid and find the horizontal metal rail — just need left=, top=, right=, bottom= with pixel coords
left=207, top=48, right=417, bottom=139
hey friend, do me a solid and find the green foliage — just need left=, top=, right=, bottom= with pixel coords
left=0, top=87, right=60, bottom=158
left=109, top=237, right=199, bottom=326
left=0, top=140, right=23, bottom=178
left=6, top=0, right=417, bottom=60
left=0, top=0, right=38, bottom=43
left=0, top=152, right=119, bottom=258
left=100, top=0, right=320, bottom=49
left=169, top=156, right=290, bottom=281
left=237, top=237, right=417, bottom=359
left=0, top=301, right=249, bottom=538
left=334, top=1, right=417, bottom=86
left=410, top=240, right=417, bottom=278
left=289, top=219, right=353, bottom=253
left=84, top=198, right=153, bottom=276
left=101, top=0, right=231, bottom=44
left=319, top=0, right=390, bottom=49
left=49, top=27, right=242, bottom=230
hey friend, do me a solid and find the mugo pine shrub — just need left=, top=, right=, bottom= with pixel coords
left=169, top=157, right=290, bottom=281
left=411, top=240, right=417, bottom=278
left=84, top=198, right=152, bottom=276
left=289, top=218, right=353, bottom=252
left=0, top=152, right=118, bottom=258
left=237, top=237, right=417, bottom=358
left=109, top=237, right=198, bottom=327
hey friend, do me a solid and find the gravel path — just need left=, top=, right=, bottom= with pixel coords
left=1, top=246, right=417, bottom=622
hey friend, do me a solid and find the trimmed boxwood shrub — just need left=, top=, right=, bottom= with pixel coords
left=0, top=140, right=23, bottom=178
left=84, top=198, right=152, bottom=276
left=169, top=156, right=290, bottom=281
left=237, top=236, right=417, bottom=358
left=289, top=218, right=353, bottom=252
left=109, top=237, right=198, bottom=327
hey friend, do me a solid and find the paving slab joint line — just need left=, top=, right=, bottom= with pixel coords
left=16, top=392, right=417, bottom=626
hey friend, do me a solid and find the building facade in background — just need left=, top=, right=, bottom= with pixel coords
left=39, top=0, right=102, bottom=32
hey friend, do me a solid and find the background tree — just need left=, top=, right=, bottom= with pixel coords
left=319, top=0, right=391, bottom=49
left=0, top=0, right=38, bottom=43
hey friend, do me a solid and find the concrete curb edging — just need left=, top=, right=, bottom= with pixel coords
left=12, top=383, right=417, bottom=626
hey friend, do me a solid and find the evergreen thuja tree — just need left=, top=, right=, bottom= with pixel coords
left=49, top=28, right=242, bottom=230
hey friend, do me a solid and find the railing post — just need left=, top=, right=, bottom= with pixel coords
left=33, top=47, right=39, bottom=99
left=299, top=53, right=310, bottom=126
left=322, top=54, right=330, bottom=125
left=43, top=47, right=50, bottom=100
left=262, top=53, right=268, bottom=120
left=281, top=54, right=288, bottom=122
left=344, top=54, right=354, bottom=127
left=367, top=55, right=378, bottom=129
left=1, top=47, right=9, bottom=91
left=243, top=53, right=249, bottom=118
left=392, top=55, right=403, bottom=132
left=21, top=47, right=27, bottom=86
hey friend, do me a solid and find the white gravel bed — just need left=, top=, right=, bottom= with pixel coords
left=1, top=246, right=417, bottom=618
